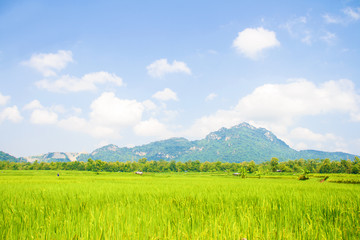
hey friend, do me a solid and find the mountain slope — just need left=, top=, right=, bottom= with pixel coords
left=76, top=122, right=355, bottom=163
left=23, top=152, right=85, bottom=163
left=0, top=151, right=19, bottom=162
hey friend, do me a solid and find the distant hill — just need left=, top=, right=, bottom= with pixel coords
left=76, top=123, right=356, bottom=163
left=0, top=151, right=19, bottom=162
left=23, top=152, right=85, bottom=163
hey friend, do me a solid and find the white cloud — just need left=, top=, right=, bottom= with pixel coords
left=323, top=14, right=342, bottom=24
left=0, top=106, right=23, bottom=123
left=142, top=100, right=157, bottom=111
left=282, top=16, right=307, bottom=35
left=289, top=127, right=348, bottom=152
left=30, top=109, right=58, bottom=124
left=90, top=92, right=144, bottom=127
left=233, top=27, right=280, bottom=59
left=281, top=17, right=314, bottom=45
left=58, top=116, right=118, bottom=139
left=25, top=100, right=81, bottom=123
left=27, top=105, right=118, bottom=138
left=23, top=100, right=44, bottom=110
left=235, top=79, right=358, bottom=122
left=147, top=59, right=191, bottom=78
left=343, top=7, right=360, bottom=20
left=186, top=79, right=360, bottom=145
left=301, top=31, right=312, bottom=45
left=71, top=107, right=82, bottom=115
left=134, top=118, right=172, bottom=137
left=36, top=71, right=123, bottom=93
left=185, top=108, right=244, bottom=139
left=26, top=92, right=161, bottom=139
left=51, top=105, right=66, bottom=114
left=0, top=93, right=22, bottom=123
left=0, top=93, right=10, bottom=106
left=290, top=127, right=336, bottom=143
left=22, top=50, right=73, bottom=77
left=205, top=93, right=217, bottom=101
left=323, top=7, right=360, bottom=25
left=152, top=88, right=178, bottom=101
left=321, top=31, right=336, bottom=44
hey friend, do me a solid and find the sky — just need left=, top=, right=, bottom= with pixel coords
left=1, top=0, right=360, bottom=157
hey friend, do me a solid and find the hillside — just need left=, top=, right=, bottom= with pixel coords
left=23, top=152, right=86, bottom=163
left=0, top=151, right=19, bottom=162
left=76, top=123, right=355, bottom=163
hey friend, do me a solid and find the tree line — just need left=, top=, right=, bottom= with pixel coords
left=0, top=156, right=359, bottom=174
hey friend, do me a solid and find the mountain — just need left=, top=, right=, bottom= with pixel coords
left=0, top=151, right=19, bottom=162
left=23, top=152, right=85, bottom=163
left=76, top=123, right=356, bottom=163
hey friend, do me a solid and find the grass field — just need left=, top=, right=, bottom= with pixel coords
left=0, top=170, right=359, bottom=239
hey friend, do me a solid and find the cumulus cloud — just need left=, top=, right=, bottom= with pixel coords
left=23, top=100, right=44, bottom=110
left=36, top=71, right=123, bottom=93
left=205, top=93, right=217, bottom=101
left=152, top=88, right=178, bottom=101
left=288, top=127, right=348, bottom=152
left=0, top=93, right=22, bottom=123
left=142, top=100, right=157, bottom=111
left=233, top=27, right=280, bottom=59
left=0, top=106, right=23, bottom=123
left=26, top=92, right=159, bottom=139
left=58, top=116, right=118, bottom=139
left=0, top=93, right=10, bottom=106
left=234, top=79, right=358, bottom=123
left=30, top=109, right=58, bottom=124
left=147, top=59, right=191, bottom=78
left=134, top=118, right=172, bottom=137
left=186, top=79, right=360, bottom=151
left=290, top=127, right=336, bottom=143
left=25, top=100, right=81, bottom=127
left=22, top=50, right=73, bottom=77
left=90, top=92, right=144, bottom=127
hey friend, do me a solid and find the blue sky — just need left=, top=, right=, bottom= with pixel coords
left=1, top=0, right=360, bottom=157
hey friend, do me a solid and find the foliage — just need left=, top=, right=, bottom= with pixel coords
left=1, top=157, right=360, bottom=175
left=298, top=168, right=310, bottom=180
left=298, top=175, right=309, bottom=180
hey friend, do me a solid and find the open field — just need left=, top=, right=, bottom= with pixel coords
left=0, top=171, right=360, bottom=239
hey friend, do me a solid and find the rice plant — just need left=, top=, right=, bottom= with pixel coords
left=0, top=170, right=359, bottom=239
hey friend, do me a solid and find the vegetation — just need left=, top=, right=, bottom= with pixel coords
left=0, top=151, right=19, bottom=162
left=1, top=157, right=359, bottom=175
left=0, top=170, right=359, bottom=239
left=76, top=123, right=356, bottom=163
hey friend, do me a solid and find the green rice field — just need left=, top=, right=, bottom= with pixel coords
left=0, top=170, right=359, bottom=239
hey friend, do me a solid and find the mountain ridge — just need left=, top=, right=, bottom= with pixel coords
left=75, top=122, right=355, bottom=163
left=4, top=122, right=356, bottom=163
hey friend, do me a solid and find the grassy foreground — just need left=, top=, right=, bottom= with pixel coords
left=0, top=171, right=359, bottom=239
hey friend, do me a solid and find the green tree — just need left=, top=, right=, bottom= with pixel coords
left=247, top=160, right=257, bottom=173
left=200, top=161, right=210, bottom=172
left=270, top=157, right=279, bottom=172
left=319, top=159, right=331, bottom=173
left=169, top=160, right=177, bottom=172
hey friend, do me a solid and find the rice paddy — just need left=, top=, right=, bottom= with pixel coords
left=0, top=170, right=359, bottom=239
